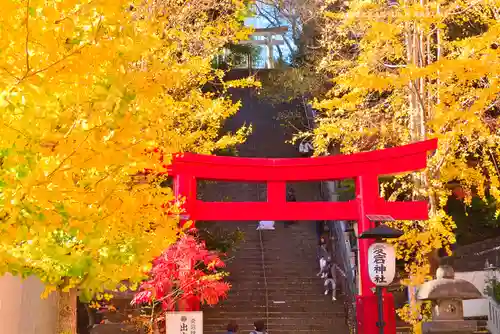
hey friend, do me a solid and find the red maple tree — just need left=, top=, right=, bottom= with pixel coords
left=131, top=149, right=230, bottom=332
left=131, top=234, right=230, bottom=311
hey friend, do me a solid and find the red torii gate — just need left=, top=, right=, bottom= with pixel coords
left=169, top=138, right=437, bottom=334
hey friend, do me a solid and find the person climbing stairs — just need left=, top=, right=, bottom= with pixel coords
left=202, top=70, right=349, bottom=333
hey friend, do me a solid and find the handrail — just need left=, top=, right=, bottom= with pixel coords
left=308, top=91, right=358, bottom=333
left=258, top=229, right=270, bottom=332
left=488, top=297, right=500, bottom=334
left=320, top=181, right=358, bottom=333
left=256, top=189, right=271, bottom=332
left=328, top=219, right=358, bottom=333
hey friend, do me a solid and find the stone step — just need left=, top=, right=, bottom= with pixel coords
left=227, top=262, right=319, bottom=268
left=223, top=291, right=342, bottom=299
left=225, top=286, right=330, bottom=293
left=225, top=290, right=335, bottom=297
left=200, top=88, right=350, bottom=333
left=228, top=263, right=319, bottom=268
left=226, top=263, right=319, bottom=271
left=225, top=271, right=320, bottom=277
left=232, top=247, right=318, bottom=253
left=213, top=301, right=346, bottom=311
left=217, top=300, right=345, bottom=308
left=228, top=252, right=317, bottom=258
left=204, top=330, right=340, bottom=334
left=203, top=310, right=345, bottom=317
left=204, top=322, right=349, bottom=332
left=90, top=324, right=141, bottom=334
left=204, top=323, right=347, bottom=334
left=241, top=242, right=319, bottom=247
left=207, top=308, right=346, bottom=316
left=233, top=243, right=320, bottom=250
left=226, top=278, right=326, bottom=286
left=204, top=315, right=346, bottom=324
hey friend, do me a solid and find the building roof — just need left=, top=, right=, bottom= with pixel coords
left=441, top=236, right=500, bottom=272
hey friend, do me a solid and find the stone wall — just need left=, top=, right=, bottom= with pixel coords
left=0, top=274, right=58, bottom=334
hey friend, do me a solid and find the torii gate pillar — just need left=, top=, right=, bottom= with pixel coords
left=355, top=174, right=399, bottom=333
left=170, top=139, right=438, bottom=332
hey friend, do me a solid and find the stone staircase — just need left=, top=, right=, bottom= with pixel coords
left=202, top=219, right=349, bottom=334
left=200, top=83, right=349, bottom=333
left=87, top=80, right=350, bottom=333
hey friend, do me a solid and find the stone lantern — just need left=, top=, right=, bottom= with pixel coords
left=417, top=265, right=483, bottom=333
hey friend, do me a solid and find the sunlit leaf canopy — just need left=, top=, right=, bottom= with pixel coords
left=0, top=0, right=253, bottom=296
left=313, top=0, right=500, bottom=323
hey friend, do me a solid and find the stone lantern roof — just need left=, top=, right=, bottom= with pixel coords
left=417, top=265, right=482, bottom=301
left=417, top=265, right=484, bottom=332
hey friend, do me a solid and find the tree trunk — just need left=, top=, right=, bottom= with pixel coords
left=153, top=322, right=161, bottom=334
left=56, top=288, right=78, bottom=334
left=405, top=1, right=437, bottom=330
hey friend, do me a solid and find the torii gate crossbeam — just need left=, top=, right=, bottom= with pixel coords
left=169, top=138, right=438, bottom=334
left=170, top=139, right=436, bottom=222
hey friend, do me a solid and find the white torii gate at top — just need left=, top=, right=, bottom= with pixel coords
left=238, top=26, right=288, bottom=69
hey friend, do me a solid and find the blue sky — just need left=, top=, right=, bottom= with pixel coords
left=243, top=4, right=295, bottom=66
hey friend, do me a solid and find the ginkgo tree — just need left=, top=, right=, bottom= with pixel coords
left=0, top=0, right=253, bottom=333
left=309, top=0, right=500, bottom=327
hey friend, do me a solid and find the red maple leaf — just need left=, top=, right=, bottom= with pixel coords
left=131, top=235, right=230, bottom=311
left=132, top=148, right=229, bottom=313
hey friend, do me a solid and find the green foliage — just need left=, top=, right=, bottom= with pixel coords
left=213, top=147, right=240, bottom=157
left=195, top=221, right=245, bottom=255
left=258, top=64, right=329, bottom=103
left=447, top=195, right=500, bottom=244
left=485, top=274, right=500, bottom=304
left=274, top=105, right=311, bottom=138
left=212, top=43, right=262, bottom=69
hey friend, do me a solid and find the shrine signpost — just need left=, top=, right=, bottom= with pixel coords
left=368, top=242, right=396, bottom=287
left=362, top=223, right=404, bottom=334
left=168, top=139, right=438, bottom=333
left=165, top=311, right=203, bottom=334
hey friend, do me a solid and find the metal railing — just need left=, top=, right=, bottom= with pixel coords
left=320, top=182, right=358, bottom=333
left=489, top=298, right=500, bottom=334
left=302, top=90, right=358, bottom=333
left=330, top=219, right=358, bottom=333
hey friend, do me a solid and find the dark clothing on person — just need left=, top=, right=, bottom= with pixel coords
left=252, top=320, right=267, bottom=333
left=317, top=244, right=330, bottom=261
left=284, top=190, right=297, bottom=228
left=226, top=320, right=238, bottom=333
left=316, top=220, right=325, bottom=240
left=300, top=151, right=310, bottom=158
